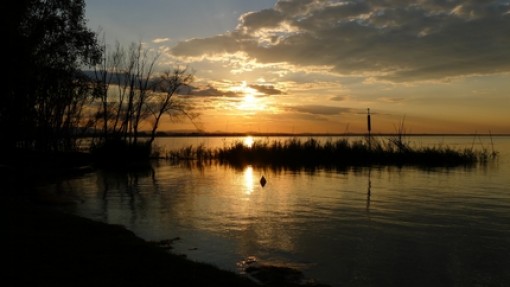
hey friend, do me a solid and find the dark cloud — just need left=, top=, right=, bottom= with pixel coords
left=286, top=105, right=354, bottom=115
left=171, top=33, right=250, bottom=57
left=330, top=95, right=348, bottom=101
left=171, top=0, right=510, bottom=82
left=248, top=84, right=284, bottom=95
left=187, top=83, right=284, bottom=98
left=189, top=86, right=239, bottom=98
left=239, top=9, right=284, bottom=32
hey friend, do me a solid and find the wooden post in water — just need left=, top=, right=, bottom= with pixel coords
left=367, top=108, right=371, bottom=150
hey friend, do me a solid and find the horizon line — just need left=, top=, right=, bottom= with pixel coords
left=151, top=131, right=510, bottom=137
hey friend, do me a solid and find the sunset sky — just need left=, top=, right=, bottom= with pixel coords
left=84, top=0, right=510, bottom=134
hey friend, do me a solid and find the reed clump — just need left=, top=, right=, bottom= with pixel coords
left=167, top=143, right=215, bottom=162
left=165, top=137, right=496, bottom=169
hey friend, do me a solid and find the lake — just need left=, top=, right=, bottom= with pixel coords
left=51, top=135, right=510, bottom=286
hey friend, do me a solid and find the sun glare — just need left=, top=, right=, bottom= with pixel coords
left=234, top=81, right=265, bottom=111
left=243, top=135, right=254, bottom=148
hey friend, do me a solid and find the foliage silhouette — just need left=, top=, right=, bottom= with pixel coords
left=2, top=0, right=101, bottom=152
left=2, top=2, right=198, bottom=166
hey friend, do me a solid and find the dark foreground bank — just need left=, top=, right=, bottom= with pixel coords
left=2, top=194, right=331, bottom=287
left=2, top=196, right=259, bottom=287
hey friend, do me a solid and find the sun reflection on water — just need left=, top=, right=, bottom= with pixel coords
left=243, top=135, right=254, bottom=148
left=243, top=165, right=255, bottom=195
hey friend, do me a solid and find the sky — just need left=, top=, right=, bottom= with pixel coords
left=84, top=0, right=510, bottom=134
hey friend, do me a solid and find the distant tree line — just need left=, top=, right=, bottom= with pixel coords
left=2, top=0, right=195, bottom=159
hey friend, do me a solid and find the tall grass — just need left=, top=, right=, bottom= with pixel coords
left=165, top=136, right=496, bottom=169
left=166, top=143, right=215, bottom=162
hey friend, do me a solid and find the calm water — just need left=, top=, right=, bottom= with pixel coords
left=51, top=136, right=509, bottom=287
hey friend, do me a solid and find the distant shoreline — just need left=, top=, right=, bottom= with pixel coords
left=106, top=132, right=510, bottom=138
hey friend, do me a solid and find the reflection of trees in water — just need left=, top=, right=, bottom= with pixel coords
left=97, top=167, right=156, bottom=196
left=96, top=166, right=157, bottom=225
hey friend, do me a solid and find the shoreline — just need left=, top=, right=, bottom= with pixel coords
left=2, top=193, right=330, bottom=287
left=2, top=195, right=261, bottom=287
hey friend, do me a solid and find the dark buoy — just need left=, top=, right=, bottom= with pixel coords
left=260, top=176, right=267, bottom=187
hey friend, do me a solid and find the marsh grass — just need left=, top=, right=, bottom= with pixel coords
left=167, top=143, right=215, bottom=162
left=166, top=136, right=496, bottom=169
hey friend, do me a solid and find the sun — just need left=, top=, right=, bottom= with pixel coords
left=234, top=81, right=265, bottom=111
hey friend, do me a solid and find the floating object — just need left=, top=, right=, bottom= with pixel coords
left=260, top=176, right=267, bottom=187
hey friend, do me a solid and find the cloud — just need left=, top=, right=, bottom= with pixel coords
left=189, top=85, right=239, bottom=98
left=171, top=0, right=510, bottom=82
left=153, top=38, right=171, bottom=44
left=330, top=95, right=349, bottom=101
left=286, top=105, right=354, bottom=116
left=379, top=97, right=405, bottom=103
left=171, top=33, right=250, bottom=58
left=248, top=84, right=284, bottom=95
left=182, top=82, right=285, bottom=104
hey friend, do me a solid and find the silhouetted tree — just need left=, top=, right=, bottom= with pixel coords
left=147, top=68, right=196, bottom=145
left=2, top=0, right=101, bottom=151
left=92, top=41, right=159, bottom=145
left=90, top=40, right=198, bottom=161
